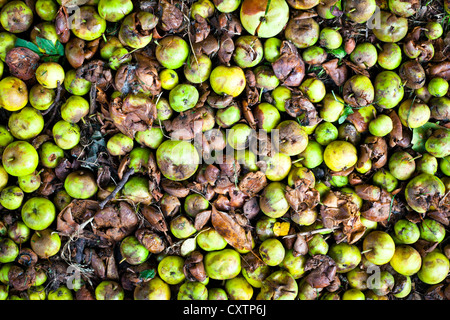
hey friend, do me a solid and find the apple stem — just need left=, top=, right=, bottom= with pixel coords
left=360, top=249, right=372, bottom=254
left=409, top=155, right=422, bottom=162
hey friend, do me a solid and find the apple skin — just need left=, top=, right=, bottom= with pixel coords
left=240, top=0, right=290, bottom=38
left=0, top=185, right=24, bottom=210
left=2, top=141, right=39, bottom=177
left=36, top=62, right=65, bottom=89
left=389, top=245, right=422, bottom=276
left=0, top=76, right=28, bottom=112
left=8, top=106, right=44, bottom=140
left=39, top=141, right=65, bottom=169
left=209, top=65, right=246, bottom=97
left=21, top=197, right=56, bottom=231
left=417, top=251, right=450, bottom=285
left=64, top=170, right=98, bottom=199
left=363, top=231, right=396, bottom=265
left=30, top=228, right=61, bottom=259
left=98, top=0, right=133, bottom=22
left=52, top=120, right=81, bottom=150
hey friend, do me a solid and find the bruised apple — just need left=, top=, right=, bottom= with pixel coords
left=240, top=0, right=290, bottom=38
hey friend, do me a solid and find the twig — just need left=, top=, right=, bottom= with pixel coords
left=42, top=81, right=63, bottom=116
left=89, top=82, right=97, bottom=115
left=282, top=227, right=338, bottom=239
left=98, top=167, right=135, bottom=209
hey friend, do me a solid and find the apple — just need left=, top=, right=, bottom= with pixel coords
left=0, top=76, right=28, bottom=112
left=47, top=285, right=73, bottom=300
left=0, top=125, right=14, bottom=151
left=7, top=220, right=30, bottom=244
left=21, top=197, right=56, bottom=231
left=64, top=170, right=98, bottom=199
left=95, top=280, right=125, bottom=300
left=64, top=69, right=92, bottom=96
left=39, top=141, right=65, bottom=169
left=98, top=0, right=133, bottom=22
left=0, top=238, right=19, bottom=263
left=70, top=6, right=106, bottom=41
left=2, top=141, right=39, bottom=177
left=18, top=171, right=41, bottom=193
left=8, top=106, right=44, bottom=140
left=60, top=95, right=90, bottom=124
left=214, top=0, right=241, bottom=12
left=0, top=165, right=7, bottom=192
left=240, top=0, right=290, bottom=38
left=29, top=84, right=56, bottom=110
left=389, top=245, right=422, bottom=276
left=0, top=185, right=24, bottom=210
left=210, top=65, right=246, bottom=97
left=417, top=250, right=450, bottom=285
left=52, top=120, right=81, bottom=150
left=362, top=231, right=396, bottom=265
left=36, top=62, right=65, bottom=89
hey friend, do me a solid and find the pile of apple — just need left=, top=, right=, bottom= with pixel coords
left=0, top=0, right=449, bottom=300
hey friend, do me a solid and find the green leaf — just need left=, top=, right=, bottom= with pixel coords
left=15, top=38, right=43, bottom=56
left=326, top=45, right=347, bottom=59
left=338, top=106, right=354, bottom=124
left=139, top=269, right=156, bottom=280
left=411, top=122, right=442, bottom=153
left=41, top=55, right=60, bottom=62
left=35, top=37, right=64, bottom=57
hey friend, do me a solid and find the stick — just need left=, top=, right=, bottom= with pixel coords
left=42, top=81, right=63, bottom=116
left=282, top=227, right=338, bottom=239
left=98, top=167, right=135, bottom=209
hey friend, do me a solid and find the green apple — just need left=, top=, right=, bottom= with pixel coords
left=21, top=197, right=56, bottom=230
left=63, top=69, right=92, bottom=96
left=0, top=165, right=8, bottom=192
left=64, top=170, right=98, bottom=199
left=417, top=251, right=450, bottom=285
left=209, top=65, right=246, bottom=97
left=0, top=125, right=13, bottom=150
left=48, top=285, right=73, bottom=300
left=8, top=106, right=44, bottom=140
left=2, top=141, right=39, bottom=177
left=36, top=62, right=65, bottom=89
left=155, top=35, right=189, bottom=69
left=0, top=32, right=16, bottom=62
left=0, top=238, right=19, bottom=263
left=240, top=0, right=290, bottom=38
left=39, top=141, right=65, bottom=169
left=0, top=185, right=24, bottom=210
left=18, top=171, right=41, bottom=193
left=60, top=96, right=90, bottom=124
left=29, top=84, right=55, bottom=110
left=363, top=230, right=396, bottom=265
left=106, top=133, right=134, bottom=156
left=70, top=6, right=106, bottom=41
left=98, top=0, right=133, bottom=22
left=389, top=245, right=422, bottom=276
left=95, top=280, right=125, bottom=300
left=0, top=0, right=33, bottom=33
left=52, top=120, right=81, bottom=150
left=35, top=0, right=58, bottom=21
left=0, top=76, right=28, bottom=112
